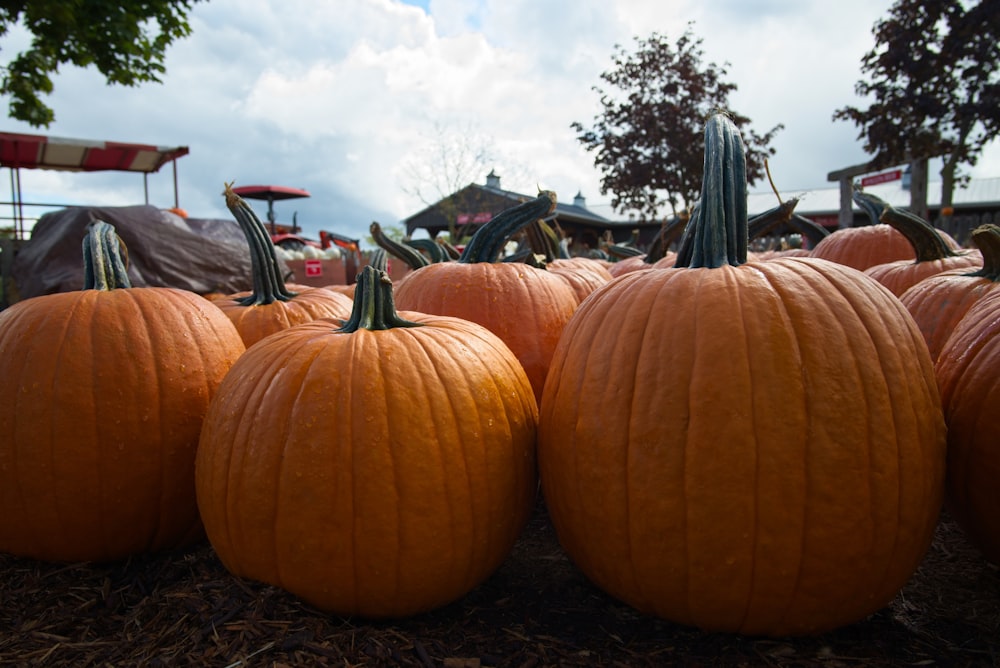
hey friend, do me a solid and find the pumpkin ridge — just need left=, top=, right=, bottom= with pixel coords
left=408, top=328, right=473, bottom=584
left=750, top=262, right=810, bottom=630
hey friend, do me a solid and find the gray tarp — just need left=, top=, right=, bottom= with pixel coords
left=10, top=205, right=284, bottom=300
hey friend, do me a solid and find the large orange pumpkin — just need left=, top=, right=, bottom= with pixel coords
left=935, top=287, right=1000, bottom=565
left=537, top=114, right=946, bottom=637
left=196, top=266, right=538, bottom=617
left=214, top=183, right=353, bottom=347
left=0, top=221, right=246, bottom=562
left=393, top=192, right=579, bottom=404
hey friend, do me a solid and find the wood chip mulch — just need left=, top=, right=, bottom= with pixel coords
left=1, top=500, right=998, bottom=667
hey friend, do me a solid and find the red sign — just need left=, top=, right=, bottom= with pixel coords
left=456, top=212, right=493, bottom=225
left=304, top=258, right=323, bottom=277
left=860, top=169, right=902, bottom=187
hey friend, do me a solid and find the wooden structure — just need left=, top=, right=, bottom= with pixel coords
left=403, top=171, right=664, bottom=256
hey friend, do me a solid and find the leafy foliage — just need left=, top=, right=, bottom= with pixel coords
left=571, top=26, right=783, bottom=220
left=833, top=0, right=1000, bottom=205
left=0, top=0, right=202, bottom=127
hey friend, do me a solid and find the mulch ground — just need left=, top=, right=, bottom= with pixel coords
left=1, top=499, right=998, bottom=667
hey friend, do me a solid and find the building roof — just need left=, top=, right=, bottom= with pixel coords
left=748, top=176, right=1000, bottom=217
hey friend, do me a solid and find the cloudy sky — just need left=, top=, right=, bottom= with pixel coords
left=2, top=0, right=997, bottom=243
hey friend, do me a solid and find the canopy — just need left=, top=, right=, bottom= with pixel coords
left=0, top=132, right=188, bottom=173
left=0, top=132, right=189, bottom=238
left=231, top=184, right=310, bottom=200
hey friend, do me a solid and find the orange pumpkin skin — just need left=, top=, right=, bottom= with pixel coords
left=215, top=287, right=354, bottom=347
left=0, top=287, right=246, bottom=562
left=900, top=269, right=999, bottom=361
left=935, top=289, right=1000, bottom=564
left=865, top=251, right=983, bottom=297
left=538, top=256, right=945, bottom=637
left=900, top=225, right=1000, bottom=361
left=196, top=309, right=538, bottom=617
left=547, top=257, right=614, bottom=302
left=393, top=262, right=578, bottom=404
left=607, top=254, right=652, bottom=277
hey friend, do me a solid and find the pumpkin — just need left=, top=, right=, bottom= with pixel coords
left=393, top=192, right=579, bottom=404
left=859, top=192, right=981, bottom=297
left=196, top=265, right=538, bottom=617
left=934, top=287, right=1000, bottom=564
left=810, top=193, right=961, bottom=272
left=0, top=221, right=246, bottom=562
left=900, top=224, right=1000, bottom=361
left=537, top=114, right=946, bottom=637
left=214, top=183, right=354, bottom=347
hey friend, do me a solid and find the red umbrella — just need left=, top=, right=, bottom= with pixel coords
left=231, top=184, right=310, bottom=233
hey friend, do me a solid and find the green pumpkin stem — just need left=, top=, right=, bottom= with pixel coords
left=83, top=220, right=132, bottom=290
left=747, top=197, right=800, bottom=241
left=967, top=224, right=1000, bottom=281
left=853, top=189, right=959, bottom=262
left=458, top=191, right=557, bottom=263
left=436, top=236, right=462, bottom=260
left=681, top=113, right=748, bottom=269
left=338, top=265, right=423, bottom=332
left=224, top=182, right=297, bottom=306
left=642, top=212, right=690, bottom=264
left=404, top=237, right=447, bottom=263
left=789, top=214, right=830, bottom=246
left=367, top=247, right=389, bottom=273
left=371, top=221, right=430, bottom=270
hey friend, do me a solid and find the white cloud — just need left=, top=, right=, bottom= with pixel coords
left=1, top=0, right=997, bottom=244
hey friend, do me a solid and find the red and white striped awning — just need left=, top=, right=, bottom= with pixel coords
left=0, top=131, right=188, bottom=173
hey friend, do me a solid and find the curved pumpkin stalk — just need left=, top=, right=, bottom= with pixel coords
left=523, top=218, right=561, bottom=263
left=967, top=224, right=1000, bottom=280
left=83, top=220, right=131, bottom=290
left=643, top=212, right=690, bottom=264
left=224, top=182, right=297, bottom=306
left=370, top=221, right=430, bottom=270
left=458, top=192, right=557, bottom=263
left=404, top=237, right=448, bottom=264
left=747, top=198, right=800, bottom=241
left=854, top=189, right=960, bottom=263
left=789, top=214, right=830, bottom=247
left=605, top=243, right=645, bottom=259
left=436, top=236, right=462, bottom=260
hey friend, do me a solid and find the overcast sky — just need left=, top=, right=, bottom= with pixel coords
left=2, top=0, right=998, bottom=242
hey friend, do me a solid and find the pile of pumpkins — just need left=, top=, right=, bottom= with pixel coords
left=0, top=115, right=997, bottom=638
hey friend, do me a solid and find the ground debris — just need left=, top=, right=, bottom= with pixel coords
left=1, top=504, right=998, bottom=667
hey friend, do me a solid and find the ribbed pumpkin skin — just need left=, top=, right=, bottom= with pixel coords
left=865, top=251, right=982, bottom=297
left=393, top=262, right=578, bottom=404
left=215, top=287, right=354, bottom=347
left=538, top=258, right=946, bottom=636
left=0, top=288, right=246, bottom=562
left=810, top=224, right=959, bottom=271
left=935, top=290, right=1000, bottom=564
left=196, top=314, right=538, bottom=618
left=899, top=268, right=1000, bottom=361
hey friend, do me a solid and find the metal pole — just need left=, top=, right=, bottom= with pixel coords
left=143, top=173, right=149, bottom=204
left=172, top=159, right=179, bottom=208
left=14, top=167, right=24, bottom=238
